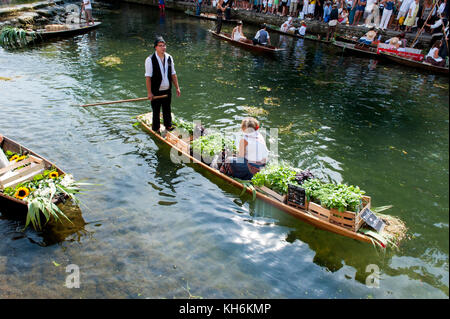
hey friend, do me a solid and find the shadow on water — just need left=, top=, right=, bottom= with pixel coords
left=0, top=200, right=88, bottom=247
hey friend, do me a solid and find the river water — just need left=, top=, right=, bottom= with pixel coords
left=0, top=2, right=448, bottom=298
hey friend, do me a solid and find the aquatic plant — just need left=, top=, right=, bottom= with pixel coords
left=0, top=26, right=37, bottom=48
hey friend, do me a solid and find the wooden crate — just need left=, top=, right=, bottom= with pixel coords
left=257, top=186, right=286, bottom=203
left=286, top=184, right=307, bottom=209
left=307, top=196, right=371, bottom=232
left=0, top=155, right=45, bottom=190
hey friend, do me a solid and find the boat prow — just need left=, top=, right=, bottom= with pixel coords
left=209, top=30, right=285, bottom=54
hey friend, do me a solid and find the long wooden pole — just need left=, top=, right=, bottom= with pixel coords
left=411, top=2, right=438, bottom=48
left=80, top=95, right=168, bottom=107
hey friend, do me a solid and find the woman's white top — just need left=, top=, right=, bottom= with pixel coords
left=233, top=28, right=243, bottom=41
left=243, top=131, right=269, bottom=163
left=426, top=47, right=443, bottom=62
left=299, top=25, right=306, bottom=35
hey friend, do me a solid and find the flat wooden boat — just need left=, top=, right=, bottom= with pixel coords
left=185, top=10, right=239, bottom=24
left=266, top=24, right=332, bottom=44
left=210, top=30, right=285, bottom=54
left=380, top=51, right=449, bottom=75
left=0, top=135, right=66, bottom=216
left=137, top=113, right=386, bottom=246
left=35, top=22, right=101, bottom=41
left=333, top=40, right=381, bottom=59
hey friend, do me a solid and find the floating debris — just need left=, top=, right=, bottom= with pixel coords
left=0, top=76, right=12, bottom=81
left=243, top=106, right=269, bottom=116
left=433, top=83, right=448, bottom=90
left=264, top=97, right=280, bottom=106
left=97, top=55, right=123, bottom=68
left=279, top=122, right=293, bottom=133
left=214, top=78, right=236, bottom=86
left=259, top=85, right=272, bottom=92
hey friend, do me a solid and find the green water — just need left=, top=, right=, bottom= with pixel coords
left=0, top=2, right=448, bottom=298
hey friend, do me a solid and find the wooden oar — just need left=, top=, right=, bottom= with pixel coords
left=80, top=95, right=168, bottom=107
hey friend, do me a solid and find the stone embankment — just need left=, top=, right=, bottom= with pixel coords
left=124, top=0, right=433, bottom=48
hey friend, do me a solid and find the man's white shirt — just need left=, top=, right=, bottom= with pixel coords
left=145, top=53, right=177, bottom=91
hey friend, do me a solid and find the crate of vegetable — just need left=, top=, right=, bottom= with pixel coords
left=190, top=133, right=236, bottom=165
left=301, top=178, right=371, bottom=232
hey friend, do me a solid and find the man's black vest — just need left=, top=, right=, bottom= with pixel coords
left=150, top=53, right=173, bottom=95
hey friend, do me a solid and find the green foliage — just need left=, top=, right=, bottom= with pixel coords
left=191, top=133, right=236, bottom=157
left=251, top=163, right=298, bottom=195
left=172, top=116, right=195, bottom=135
left=0, top=26, right=37, bottom=49
left=301, top=179, right=365, bottom=212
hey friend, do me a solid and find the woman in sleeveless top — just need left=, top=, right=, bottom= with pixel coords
left=220, top=117, right=269, bottom=180
left=232, top=21, right=247, bottom=41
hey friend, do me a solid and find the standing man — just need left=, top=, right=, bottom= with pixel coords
left=145, top=37, right=181, bottom=133
left=216, top=0, right=226, bottom=33
left=82, top=0, right=94, bottom=25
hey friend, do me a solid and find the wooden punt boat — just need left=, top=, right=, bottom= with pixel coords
left=0, top=135, right=67, bottom=217
left=185, top=10, right=239, bottom=24
left=34, top=22, right=101, bottom=41
left=380, top=52, right=449, bottom=75
left=333, top=40, right=380, bottom=59
left=266, top=24, right=332, bottom=44
left=210, top=30, right=285, bottom=54
left=137, top=113, right=386, bottom=246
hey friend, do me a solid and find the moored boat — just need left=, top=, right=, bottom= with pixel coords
left=209, top=30, right=285, bottom=54
left=137, top=113, right=406, bottom=248
left=35, top=22, right=101, bottom=40
left=185, top=10, right=239, bottom=24
left=266, top=24, right=332, bottom=44
left=380, top=51, right=449, bottom=75
left=0, top=134, right=84, bottom=230
left=333, top=40, right=380, bottom=59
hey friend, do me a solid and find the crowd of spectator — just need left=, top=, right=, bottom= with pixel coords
left=187, top=0, right=448, bottom=34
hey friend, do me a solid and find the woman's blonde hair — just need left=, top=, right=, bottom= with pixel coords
left=241, top=117, right=259, bottom=132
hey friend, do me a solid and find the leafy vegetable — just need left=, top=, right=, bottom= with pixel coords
left=191, top=133, right=236, bottom=157
left=251, top=163, right=298, bottom=194
left=301, top=179, right=366, bottom=212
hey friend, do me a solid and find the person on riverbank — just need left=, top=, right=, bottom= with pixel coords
left=252, top=24, right=271, bottom=46
left=326, top=3, right=339, bottom=41
left=195, top=0, right=203, bottom=16
left=232, top=21, right=247, bottom=41
left=403, top=0, right=419, bottom=32
left=352, top=0, right=367, bottom=26
left=395, top=0, right=414, bottom=31
left=159, top=0, right=165, bottom=14
left=379, top=0, right=394, bottom=30
left=216, top=0, right=226, bottom=33
left=219, top=117, right=269, bottom=180
left=145, top=36, right=181, bottom=133
left=82, top=0, right=94, bottom=25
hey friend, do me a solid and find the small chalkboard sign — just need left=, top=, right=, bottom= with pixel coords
left=287, top=184, right=306, bottom=209
left=360, top=208, right=385, bottom=233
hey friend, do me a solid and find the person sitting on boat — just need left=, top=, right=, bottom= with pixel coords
left=298, top=21, right=307, bottom=36
left=386, top=37, right=401, bottom=49
left=252, top=24, right=271, bottom=46
left=232, top=21, right=247, bottom=41
left=82, top=0, right=95, bottom=25
left=424, top=40, right=446, bottom=67
left=281, top=17, right=295, bottom=32
left=357, top=29, right=377, bottom=46
left=220, top=117, right=269, bottom=180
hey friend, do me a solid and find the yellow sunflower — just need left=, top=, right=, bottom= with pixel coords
left=16, top=155, right=27, bottom=161
left=49, top=171, right=59, bottom=179
left=9, top=155, right=19, bottom=161
left=14, top=187, right=30, bottom=200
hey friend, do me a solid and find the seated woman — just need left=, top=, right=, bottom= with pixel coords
left=425, top=41, right=446, bottom=67
left=280, top=17, right=293, bottom=32
left=232, top=21, right=247, bottom=42
left=358, top=29, right=377, bottom=46
left=220, top=117, right=269, bottom=180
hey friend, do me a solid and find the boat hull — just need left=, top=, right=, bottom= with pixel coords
left=0, top=135, right=66, bottom=217
left=381, top=52, right=449, bottom=75
left=210, top=30, right=284, bottom=54
left=36, top=22, right=101, bottom=41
